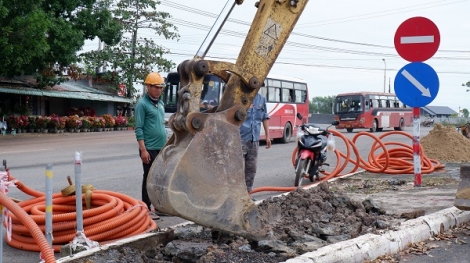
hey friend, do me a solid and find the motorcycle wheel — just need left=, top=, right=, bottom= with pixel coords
left=309, top=162, right=320, bottom=182
left=294, top=159, right=307, bottom=187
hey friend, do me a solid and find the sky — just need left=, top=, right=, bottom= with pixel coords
left=84, top=0, right=470, bottom=113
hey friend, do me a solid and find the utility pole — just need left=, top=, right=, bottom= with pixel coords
left=388, top=77, right=391, bottom=93
left=382, top=59, right=387, bottom=93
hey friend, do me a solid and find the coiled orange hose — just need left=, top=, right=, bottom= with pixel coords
left=251, top=130, right=444, bottom=194
left=3, top=170, right=157, bottom=258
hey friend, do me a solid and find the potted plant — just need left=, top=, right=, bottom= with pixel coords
left=27, top=116, right=37, bottom=132
left=66, top=115, right=82, bottom=132
left=92, top=117, right=105, bottom=132
left=35, top=116, right=49, bottom=133
left=127, top=116, right=135, bottom=130
left=7, top=115, right=19, bottom=135
left=114, top=116, right=127, bottom=130
left=18, top=115, right=29, bottom=133
left=80, top=117, right=91, bottom=132
left=101, top=114, right=115, bottom=131
left=59, top=116, right=67, bottom=133
left=48, top=114, right=61, bottom=133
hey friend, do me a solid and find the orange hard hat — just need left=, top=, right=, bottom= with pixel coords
left=144, top=72, right=165, bottom=85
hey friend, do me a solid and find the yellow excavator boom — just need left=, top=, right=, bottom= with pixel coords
left=147, top=0, right=308, bottom=240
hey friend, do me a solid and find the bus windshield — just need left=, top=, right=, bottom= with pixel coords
left=200, top=75, right=222, bottom=110
left=163, top=73, right=224, bottom=113
left=334, top=95, right=363, bottom=114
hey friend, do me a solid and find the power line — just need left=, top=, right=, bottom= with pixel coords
left=167, top=52, right=470, bottom=75
left=160, top=0, right=470, bottom=54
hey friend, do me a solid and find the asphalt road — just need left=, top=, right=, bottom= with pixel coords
left=1, top=126, right=466, bottom=263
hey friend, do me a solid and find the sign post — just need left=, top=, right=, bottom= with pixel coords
left=393, top=16, right=440, bottom=187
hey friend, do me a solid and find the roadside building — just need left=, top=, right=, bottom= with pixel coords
left=0, top=75, right=133, bottom=117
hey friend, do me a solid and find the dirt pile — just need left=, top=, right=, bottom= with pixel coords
left=421, top=124, right=470, bottom=162
left=71, top=183, right=399, bottom=263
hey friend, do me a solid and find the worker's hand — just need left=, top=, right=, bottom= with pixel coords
left=141, top=150, right=151, bottom=164
left=265, top=138, right=271, bottom=149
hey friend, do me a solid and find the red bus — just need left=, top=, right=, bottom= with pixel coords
left=333, top=92, right=412, bottom=132
left=163, top=72, right=310, bottom=143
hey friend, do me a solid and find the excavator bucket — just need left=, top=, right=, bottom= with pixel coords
left=455, top=164, right=470, bottom=210
left=146, top=0, right=308, bottom=240
left=147, top=106, right=277, bottom=240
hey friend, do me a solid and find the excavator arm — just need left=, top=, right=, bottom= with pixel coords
left=147, top=0, right=308, bottom=240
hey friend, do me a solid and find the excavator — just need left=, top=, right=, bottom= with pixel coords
left=147, top=0, right=309, bottom=241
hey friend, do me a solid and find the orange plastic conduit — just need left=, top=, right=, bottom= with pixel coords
left=251, top=130, right=444, bottom=195
left=0, top=191, right=56, bottom=263
left=4, top=170, right=157, bottom=257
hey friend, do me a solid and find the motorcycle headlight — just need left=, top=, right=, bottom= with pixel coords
left=307, top=127, right=323, bottom=135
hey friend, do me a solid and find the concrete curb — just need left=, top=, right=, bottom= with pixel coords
left=283, top=207, right=470, bottom=263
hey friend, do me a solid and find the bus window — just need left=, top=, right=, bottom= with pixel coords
left=281, top=88, right=291, bottom=102
left=272, top=80, right=281, bottom=87
left=393, top=100, right=399, bottom=108
left=294, top=90, right=305, bottom=103
left=268, top=87, right=280, bottom=102
left=281, top=81, right=294, bottom=102
left=350, top=97, right=362, bottom=112
left=294, top=83, right=307, bottom=103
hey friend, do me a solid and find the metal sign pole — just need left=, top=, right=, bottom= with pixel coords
left=412, top=107, right=422, bottom=187
left=45, top=164, right=53, bottom=246
left=74, top=152, right=83, bottom=232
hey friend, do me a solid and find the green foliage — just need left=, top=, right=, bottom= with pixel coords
left=0, top=0, right=122, bottom=87
left=310, top=96, right=336, bottom=114
left=79, top=0, right=179, bottom=98
left=127, top=116, right=135, bottom=127
left=462, top=108, right=469, bottom=118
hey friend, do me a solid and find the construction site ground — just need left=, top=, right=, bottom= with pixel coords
left=51, top=163, right=469, bottom=263
left=2, top=124, right=470, bottom=262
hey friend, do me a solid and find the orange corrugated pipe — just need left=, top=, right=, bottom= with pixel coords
left=251, top=130, right=444, bottom=195
left=4, top=170, right=157, bottom=257
left=0, top=191, right=56, bottom=262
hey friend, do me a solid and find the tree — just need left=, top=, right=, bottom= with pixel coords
left=463, top=108, right=469, bottom=118
left=0, top=0, right=122, bottom=87
left=310, top=96, right=336, bottom=114
left=79, top=0, right=179, bottom=98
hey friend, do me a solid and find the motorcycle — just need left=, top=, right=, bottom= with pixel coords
left=294, top=113, right=339, bottom=187
left=422, top=119, right=434, bottom=127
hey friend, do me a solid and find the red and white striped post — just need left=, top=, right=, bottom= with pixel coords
left=412, top=107, right=421, bottom=187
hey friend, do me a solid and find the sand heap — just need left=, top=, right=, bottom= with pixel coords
left=421, top=124, right=470, bottom=162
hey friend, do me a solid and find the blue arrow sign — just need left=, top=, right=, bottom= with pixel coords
left=394, top=62, right=439, bottom=108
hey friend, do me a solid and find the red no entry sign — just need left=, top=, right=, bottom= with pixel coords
left=394, top=16, right=440, bottom=62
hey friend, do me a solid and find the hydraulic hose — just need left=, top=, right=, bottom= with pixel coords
left=251, top=130, right=444, bottom=194
left=3, top=170, right=157, bottom=261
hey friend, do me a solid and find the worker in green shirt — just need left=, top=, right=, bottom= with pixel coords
left=134, top=72, right=167, bottom=219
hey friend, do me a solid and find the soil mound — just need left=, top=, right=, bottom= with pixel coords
left=71, top=183, right=399, bottom=263
left=421, top=124, right=470, bottom=162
